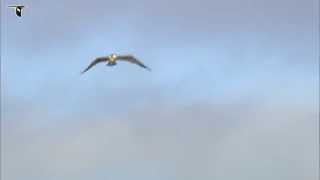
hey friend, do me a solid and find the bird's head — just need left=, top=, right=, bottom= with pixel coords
left=109, top=54, right=117, bottom=62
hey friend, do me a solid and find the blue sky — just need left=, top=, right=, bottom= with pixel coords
left=1, top=0, right=319, bottom=179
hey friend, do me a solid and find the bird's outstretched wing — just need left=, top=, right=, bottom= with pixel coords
left=81, top=57, right=108, bottom=74
left=117, top=55, right=151, bottom=71
left=8, top=5, right=24, bottom=8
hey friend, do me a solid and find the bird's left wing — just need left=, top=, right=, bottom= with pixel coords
left=117, top=55, right=151, bottom=71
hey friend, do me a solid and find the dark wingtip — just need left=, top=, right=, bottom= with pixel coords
left=144, top=66, right=151, bottom=71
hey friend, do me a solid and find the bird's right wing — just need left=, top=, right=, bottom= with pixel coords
left=81, top=57, right=107, bottom=74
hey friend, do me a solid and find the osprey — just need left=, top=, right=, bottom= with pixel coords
left=8, top=5, right=25, bottom=17
left=81, top=54, right=151, bottom=74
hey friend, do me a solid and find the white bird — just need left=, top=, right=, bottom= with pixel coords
left=8, top=5, right=25, bottom=17
left=81, top=54, right=151, bottom=74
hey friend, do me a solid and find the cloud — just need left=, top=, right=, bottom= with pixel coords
left=2, top=98, right=318, bottom=180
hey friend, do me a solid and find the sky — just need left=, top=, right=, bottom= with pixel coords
left=1, top=0, right=319, bottom=180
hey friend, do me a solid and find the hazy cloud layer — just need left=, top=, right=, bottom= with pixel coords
left=2, top=100, right=318, bottom=180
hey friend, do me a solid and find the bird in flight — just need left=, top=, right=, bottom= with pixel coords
left=8, top=5, right=25, bottom=17
left=81, top=54, right=151, bottom=74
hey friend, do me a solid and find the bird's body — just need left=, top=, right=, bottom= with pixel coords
left=8, top=5, right=25, bottom=17
left=81, top=54, right=151, bottom=74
